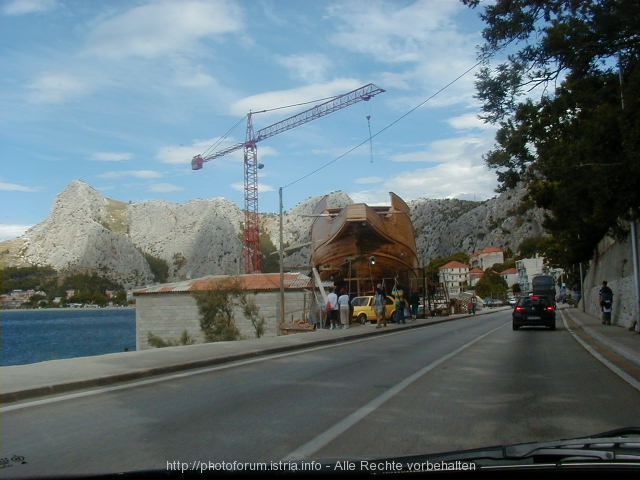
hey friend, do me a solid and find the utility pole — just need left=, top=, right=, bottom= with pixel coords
left=279, top=187, right=285, bottom=332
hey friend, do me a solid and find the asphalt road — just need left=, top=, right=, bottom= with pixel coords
left=2, top=309, right=640, bottom=477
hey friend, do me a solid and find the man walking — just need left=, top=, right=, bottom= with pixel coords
left=599, top=280, right=614, bottom=325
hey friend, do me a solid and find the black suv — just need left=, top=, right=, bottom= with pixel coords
left=512, top=295, right=556, bottom=330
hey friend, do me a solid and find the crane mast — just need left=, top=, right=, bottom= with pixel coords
left=191, top=83, right=385, bottom=274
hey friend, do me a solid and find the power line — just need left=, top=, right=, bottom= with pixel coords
left=283, top=59, right=484, bottom=189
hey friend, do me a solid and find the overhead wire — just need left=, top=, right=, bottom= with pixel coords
left=282, top=58, right=485, bottom=190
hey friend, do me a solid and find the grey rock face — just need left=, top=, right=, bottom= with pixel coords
left=1, top=181, right=546, bottom=287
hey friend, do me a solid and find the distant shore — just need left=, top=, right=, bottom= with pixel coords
left=1, top=305, right=135, bottom=312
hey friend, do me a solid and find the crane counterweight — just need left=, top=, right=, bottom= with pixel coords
left=191, top=155, right=204, bottom=170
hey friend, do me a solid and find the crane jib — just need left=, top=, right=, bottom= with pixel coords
left=255, top=84, right=385, bottom=142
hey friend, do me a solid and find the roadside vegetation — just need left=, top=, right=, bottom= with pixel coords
left=463, top=0, right=639, bottom=269
left=192, top=279, right=266, bottom=342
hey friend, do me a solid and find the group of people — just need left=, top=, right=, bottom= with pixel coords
left=325, top=283, right=418, bottom=330
left=325, top=286, right=351, bottom=330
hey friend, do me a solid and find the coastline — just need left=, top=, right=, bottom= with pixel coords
left=1, top=305, right=135, bottom=313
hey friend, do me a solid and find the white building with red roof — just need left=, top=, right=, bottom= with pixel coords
left=470, top=246, right=504, bottom=270
left=438, top=260, right=470, bottom=297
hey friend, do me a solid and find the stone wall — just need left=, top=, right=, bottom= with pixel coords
left=583, top=227, right=640, bottom=329
left=135, top=289, right=313, bottom=350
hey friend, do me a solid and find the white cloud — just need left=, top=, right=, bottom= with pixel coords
left=148, top=183, right=183, bottom=193
left=0, top=180, right=38, bottom=192
left=156, top=139, right=245, bottom=165
left=388, top=159, right=497, bottom=201
left=91, top=152, right=133, bottom=162
left=327, top=0, right=460, bottom=63
left=275, top=53, right=332, bottom=83
left=84, top=0, right=244, bottom=59
left=447, top=112, right=492, bottom=130
left=2, top=0, right=57, bottom=16
left=391, top=134, right=494, bottom=164
left=350, top=158, right=497, bottom=206
left=230, top=79, right=364, bottom=118
left=0, top=224, right=31, bottom=240
left=26, top=73, right=92, bottom=104
left=99, top=170, right=162, bottom=180
left=355, top=176, right=383, bottom=185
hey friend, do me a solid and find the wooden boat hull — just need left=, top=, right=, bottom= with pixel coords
left=310, top=192, right=419, bottom=295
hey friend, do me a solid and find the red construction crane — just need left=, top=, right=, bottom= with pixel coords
left=191, top=83, right=385, bottom=274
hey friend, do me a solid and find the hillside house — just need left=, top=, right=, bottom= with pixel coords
left=499, top=267, right=520, bottom=291
left=470, top=247, right=504, bottom=270
left=469, top=267, right=484, bottom=287
left=439, top=261, right=470, bottom=297
left=515, top=255, right=546, bottom=293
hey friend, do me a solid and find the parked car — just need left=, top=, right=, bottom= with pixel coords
left=350, top=295, right=396, bottom=324
left=484, top=298, right=503, bottom=307
left=512, top=295, right=556, bottom=330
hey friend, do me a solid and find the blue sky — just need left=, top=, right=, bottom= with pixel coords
left=0, top=0, right=501, bottom=241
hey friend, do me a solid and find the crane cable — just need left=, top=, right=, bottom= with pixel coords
left=201, top=115, right=246, bottom=158
left=199, top=95, right=339, bottom=158
left=366, top=114, right=374, bottom=164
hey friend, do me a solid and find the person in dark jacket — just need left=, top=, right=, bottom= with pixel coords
left=599, top=280, right=614, bottom=325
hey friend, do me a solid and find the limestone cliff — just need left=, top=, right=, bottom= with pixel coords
left=0, top=180, right=547, bottom=287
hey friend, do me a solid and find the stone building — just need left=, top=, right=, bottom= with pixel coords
left=133, top=272, right=316, bottom=350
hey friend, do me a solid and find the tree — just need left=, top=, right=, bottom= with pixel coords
left=463, top=0, right=640, bottom=267
left=425, top=252, right=470, bottom=282
left=259, top=227, right=279, bottom=273
left=192, top=279, right=266, bottom=341
left=474, top=269, right=509, bottom=300
left=142, top=252, right=169, bottom=283
left=193, top=282, right=241, bottom=342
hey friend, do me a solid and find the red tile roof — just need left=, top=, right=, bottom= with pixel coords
left=439, top=260, right=469, bottom=269
left=133, top=272, right=312, bottom=295
left=499, top=267, right=518, bottom=275
left=471, top=246, right=503, bottom=257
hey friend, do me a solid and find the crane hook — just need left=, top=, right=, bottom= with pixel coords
left=366, top=115, right=373, bottom=163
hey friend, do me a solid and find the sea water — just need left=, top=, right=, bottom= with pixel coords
left=0, top=308, right=136, bottom=366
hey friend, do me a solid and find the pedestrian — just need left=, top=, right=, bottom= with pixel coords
left=392, top=283, right=408, bottom=324
left=326, top=287, right=340, bottom=330
left=373, top=286, right=387, bottom=328
left=471, top=295, right=477, bottom=315
left=338, top=287, right=350, bottom=329
left=410, top=290, right=420, bottom=319
left=599, top=280, right=614, bottom=325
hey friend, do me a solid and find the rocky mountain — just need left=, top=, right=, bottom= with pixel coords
left=0, top=180, right=548, bottom=288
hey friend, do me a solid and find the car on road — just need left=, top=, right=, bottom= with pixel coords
left=350, top=295, right=396, bottom=324
left=512, top=295, right=556, bottom=330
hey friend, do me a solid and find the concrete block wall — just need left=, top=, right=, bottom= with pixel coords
left=135, top=289, right=312, bottom=350
left=583, top=230, right=639, bottom=329
left=135, top=294, right=204, bottom=350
